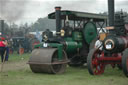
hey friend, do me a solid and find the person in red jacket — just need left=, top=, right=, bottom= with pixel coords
left=0, top=37, right=7, bottom=62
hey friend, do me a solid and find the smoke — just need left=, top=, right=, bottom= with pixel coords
left=1, top=0, right=127, bottom=24
left=0, top=0, right=29, bottom=22
left=42, top=0, right=101, bottom=13
left=28, top=0, right=103, bottom=18
left=20, top=0, right=107, bottom=24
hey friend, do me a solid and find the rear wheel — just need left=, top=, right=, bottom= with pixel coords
left=87, top=48, right=105, bottom=75
left=122, top=49, right=128, bottom=77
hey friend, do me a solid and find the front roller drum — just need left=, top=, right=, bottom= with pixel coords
left=28, top=48, right=68, bottom=74
left=122, top=48, right=128, bottom=77
left=87, top=48, right=105, bottom=75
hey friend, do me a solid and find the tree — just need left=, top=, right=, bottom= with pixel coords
left=30, top=17, right=56, bottom=32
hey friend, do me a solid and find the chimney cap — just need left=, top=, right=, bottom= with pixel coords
left=55, top=6, right=61, bottom=10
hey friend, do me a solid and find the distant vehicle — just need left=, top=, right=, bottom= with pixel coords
left=12, top=37, right=40, bottom=53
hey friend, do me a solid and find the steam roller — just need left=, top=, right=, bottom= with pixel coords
left=28, top=6, right=107, bottom=74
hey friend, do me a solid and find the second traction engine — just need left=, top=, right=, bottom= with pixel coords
left=87, top=0, right=128, bottom=77
left=103, top=13, right=128, bottom=53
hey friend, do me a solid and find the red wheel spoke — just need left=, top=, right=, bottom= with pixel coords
left=92, top=59, right=98, bottom=65
left=92, top=52, right=104, bottom=75
left=127, top=58, right=128, bottom=71
left=93, top=62, right=105, bottom=75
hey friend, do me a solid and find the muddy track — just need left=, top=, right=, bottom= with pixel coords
left=0, top=60, right=29, bottom=72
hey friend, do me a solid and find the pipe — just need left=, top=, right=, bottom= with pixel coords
left=108, top=0, right=115, bottom=26
left=55, top=7, right=61, bottom=34
left=0, top=20, right=4, bottom=36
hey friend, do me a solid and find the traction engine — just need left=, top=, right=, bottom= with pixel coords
left=87, top=0, right=128, bottom=77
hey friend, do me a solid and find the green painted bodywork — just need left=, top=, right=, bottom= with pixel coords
left=83, top=22, right=97, bottom=44
left=65, top=41, right=82, bottom=52
left=72, top=31, right=82, bottom=41
left=34, top=22, right=97, bottom=60
left=34, top=43, right=42, bottom=48
left=49, top=43, right=63, bottom=60
left=34, top=36, right=82, bottom=60
left=64, top=37, right=73, bottom=41
left=34, top=43, right=63, bottom=60
left=64, top=37, right=82, bottom=52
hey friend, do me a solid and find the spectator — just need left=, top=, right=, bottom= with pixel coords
left=0, top=37, right=8, bottom=62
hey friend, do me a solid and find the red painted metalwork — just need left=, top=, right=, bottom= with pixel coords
left=121, top=36, right=128, bottom=48
left=89, top=36, right=128, bottom=76
left=98, top=52, right=122, bottom=63
left=91, top=50, right=122, bottom=75
left=32, top=41, right=40, bottom=49
left=91, top=51, right=105, bottom=75
left=125, top=24, right=128, bottom=33
left=126, top=57, right=128, bottom=71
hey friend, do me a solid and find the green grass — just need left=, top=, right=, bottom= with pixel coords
left=0, top=53, right=128, bottom=85
left=8, top=52, right=30, bottom=61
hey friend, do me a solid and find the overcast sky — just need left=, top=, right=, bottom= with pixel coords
left=0, top=0, right=128, bottom=25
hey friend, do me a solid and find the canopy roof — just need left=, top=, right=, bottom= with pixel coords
left=48, top=10, right=107, bottom=22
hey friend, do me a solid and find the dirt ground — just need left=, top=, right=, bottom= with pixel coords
left=0, top=60, right=29, bottom=72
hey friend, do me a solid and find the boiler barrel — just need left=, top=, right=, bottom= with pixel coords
left=65, top=41, right=82, bottom=52
left=103, top=35, right=128, bottom=53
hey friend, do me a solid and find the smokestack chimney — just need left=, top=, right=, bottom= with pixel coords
left=0, top=20, right=4, bottom=36
left=55, top=6, right=61, bottom=34
left=108, top=0, right=115, bottom=26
